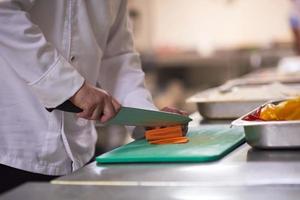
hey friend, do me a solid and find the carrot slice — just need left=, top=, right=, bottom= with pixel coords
left=146, top=133, right=182, bottom=141
left=145, top=131, right=182, bottom=141
left=145, top=126, right=182, bottom=136
left=149, top=137, right=189, bottom=144
left=145, top=125, right=189, bottom=145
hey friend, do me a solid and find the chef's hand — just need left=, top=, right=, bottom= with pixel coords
left=145, top=106, right=189, bottom=135
left=70, top=81, right=121, bottom=123
left=160, top=107, right=188, bottom=116
left=161, top=106, right=189, bottom=135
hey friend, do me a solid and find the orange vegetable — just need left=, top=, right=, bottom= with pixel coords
left=145, top=125, right=189, bottom=145
left=145, top=126, right=183, bottom=140
left=149, top=137, right=189, bottom=144
left=259, top=97, right=300, bottom=121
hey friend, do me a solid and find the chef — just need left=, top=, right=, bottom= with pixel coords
left=0, top=0, right=185, bottom=193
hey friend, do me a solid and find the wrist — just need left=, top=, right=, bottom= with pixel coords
left=70, top=80, right=86, bottom=103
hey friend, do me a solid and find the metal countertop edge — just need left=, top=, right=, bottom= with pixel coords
left=51, top=180, right=300, bottom=187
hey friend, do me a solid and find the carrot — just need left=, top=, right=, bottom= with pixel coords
left=149, top=137, right=189, bottom=144
left=145, top=131, right=182, bottom=141
left=145, top=126, right=183, bottom=140
left=145, top=126, right=182, bottom=136
left=146, top=134, right=178, bottom=141
left=145, top=125, right=189, bottom=145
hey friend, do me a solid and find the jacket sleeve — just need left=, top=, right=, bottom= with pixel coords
left=0, top=1, right=84, bottom=108
left=97, top=0, right=157, bottom=111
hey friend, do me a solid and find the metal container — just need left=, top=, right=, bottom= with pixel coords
left=196, top=101, right=265, bottom=119
left=232, top=101, right=300, bottom=149
left=187, top=83, right=300, bottom=120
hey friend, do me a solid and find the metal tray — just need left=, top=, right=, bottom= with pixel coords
left=232, top=100, right=300, bottom=149
left=187, top=83, right=300, bottom=119
left=196, top=100, right=265, bottom=119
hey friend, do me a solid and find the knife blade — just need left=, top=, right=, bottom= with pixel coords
left=46, top=101, right=191, bottom=127
left=106, top=107, right=192, bottom=127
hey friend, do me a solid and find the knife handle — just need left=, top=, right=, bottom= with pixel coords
left=46, top=100, right=83, bottom=113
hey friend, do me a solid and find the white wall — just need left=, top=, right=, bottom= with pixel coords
left=129, top=0, right=293, bottom=55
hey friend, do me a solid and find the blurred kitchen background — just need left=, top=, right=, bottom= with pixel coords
left=96, top=0, right=299, bottom=154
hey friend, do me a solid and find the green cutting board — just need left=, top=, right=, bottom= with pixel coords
left=96, top=125, right=245, bottom=163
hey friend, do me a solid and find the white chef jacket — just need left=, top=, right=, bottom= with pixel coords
left=0, top=0, right=156, bottom=175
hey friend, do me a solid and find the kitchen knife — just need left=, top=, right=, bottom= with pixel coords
left=106, top=107, right=192, bottom=127
left=46, top=100, right=83, bottom=113
left=46, top=100, right=191, bottom=127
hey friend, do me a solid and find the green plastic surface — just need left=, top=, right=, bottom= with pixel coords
left=96, top=125, right=245, bottom=164
left=106, top=107, right=192, bottom=127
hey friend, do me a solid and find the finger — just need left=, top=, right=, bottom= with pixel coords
left=77, top=104, right=96, bottom=119
left=99, top=100, right=117, bottom=123
left=161, top=107, right=178, bottom=113
left=179, top=110, right=188, bottom=116
left=161, top=107, right=183, bottom=115
left=163, top=107, right=188, bottom=116
left=90, top=105, right=104, bottom=120
left=112, top=98, right=121, bottom=112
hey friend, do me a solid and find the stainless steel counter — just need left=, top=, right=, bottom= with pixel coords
left=53, top=112, right=300, bottom=188
left=2, top=112, right=300, bottom=199
left=52, top=144, right=300, bottom=187
left=3, top=144, right=300, bottom=199
left=2, top=183, right=300, bottom=200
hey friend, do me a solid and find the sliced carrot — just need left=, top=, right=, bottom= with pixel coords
left=146, top=134, right=182, bottom=141
left=145, top=126, right=183, bottom=138
left=145, top=131, right=182, bottom=141
left=144, top=125, right=189, bottom=145
left=149, top=137, right=189, bottom=144
left=145, top=126, right=182, bottom=135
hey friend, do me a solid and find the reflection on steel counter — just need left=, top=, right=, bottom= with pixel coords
left=247, top=148, right=300, bottom=162
left=3, top=182, right=300, bottom=200
left=53, top=144, right=300, bottom=187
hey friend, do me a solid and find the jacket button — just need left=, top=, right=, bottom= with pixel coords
left=70, top=56, right=75, bottom=62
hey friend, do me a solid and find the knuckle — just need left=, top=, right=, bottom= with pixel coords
left=101, top=89, right=109, bottom=96
left=104, top=93, right=112, bottom=101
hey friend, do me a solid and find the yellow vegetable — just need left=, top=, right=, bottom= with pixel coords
left=260, top=97, right=300, bottom=121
